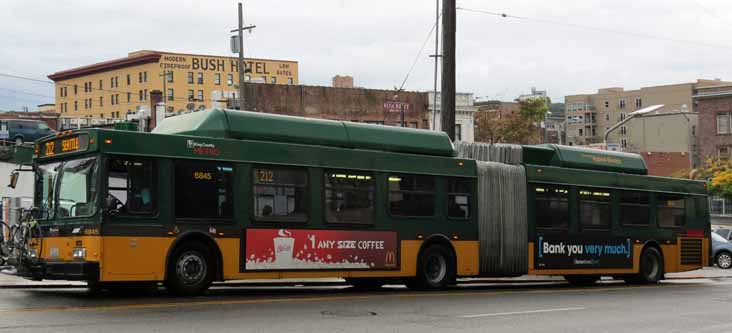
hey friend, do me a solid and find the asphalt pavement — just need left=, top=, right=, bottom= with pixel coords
left=0, top=269, right=729, bottom=332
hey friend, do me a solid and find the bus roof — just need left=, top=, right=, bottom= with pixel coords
left=152, top=109, right=456, bottom=157
left=523, top=144, right=648, bottom=175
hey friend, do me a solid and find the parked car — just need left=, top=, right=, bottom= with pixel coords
left=3, top=120, right=55, bottom=144
left=712, top=232, right=732, bottom=269
left=713, top=228, right=732, bottom=241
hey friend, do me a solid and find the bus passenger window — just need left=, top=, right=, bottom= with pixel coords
left=657, top=194, right=685, bottom=228
left=324, top=171, right=374, bottom=224
left=253, top=167, right=308, bottom=221
left=447, top=178, right=471, bottom=219
left=107, top=159, right=155, bottom=214
left=534, top=185, right=569, bottom=229
left=175, top=161, right=233, bottom=219
left=620, top=191, right=650, bottom=226
left=579, top=189, right=611, bottom=229
left=388, top=174, right=435, bottom=217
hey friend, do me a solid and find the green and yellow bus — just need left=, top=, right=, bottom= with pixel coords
left=9, top=109, right=710, bottom=295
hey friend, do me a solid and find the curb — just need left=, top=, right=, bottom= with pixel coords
left=0, top=275, right=729, bottom=289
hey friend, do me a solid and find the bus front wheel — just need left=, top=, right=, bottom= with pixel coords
left=165, top=241, right=213, bottom=296
left=406, top=244, right=454, bottom=291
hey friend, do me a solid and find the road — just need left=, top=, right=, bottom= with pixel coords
left=0, top=278, right=730, bottom=332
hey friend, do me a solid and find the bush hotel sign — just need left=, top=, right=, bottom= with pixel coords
left=383, top=101, right=411, bottom=113
left=156, top=52, right=298, bottom=83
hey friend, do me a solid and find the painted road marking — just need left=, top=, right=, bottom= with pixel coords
left=0, top=283, right=695, bottom=314
left=459, top=307, right=586, bottom=318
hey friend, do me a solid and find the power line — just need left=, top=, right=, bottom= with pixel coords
left=398, top=15, right=441, bottom=91
left=0, top=72, right=230, bottom=104
left=457, top=6, right=732, bottom=51
left=0, top=87, right=55, bottom=100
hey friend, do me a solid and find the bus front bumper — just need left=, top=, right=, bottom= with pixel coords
left=14, top=261, right=99, bottom=281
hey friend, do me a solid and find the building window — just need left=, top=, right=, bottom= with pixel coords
left=107, top=158, right=156, bottom=215
left=619, top=99, right=626, bottom=109
left=74, top=101, right=78, bottom=111
left=138, top=72, right=143, bottom=83
left=447, top=178, right=471, bottom=219
left=605, top=114, right=609, bottom=121
left=719, top=146, right=731, bottom=159
left=578, top=128, right=583, bottom=136
left=110, top=77, right=114, bottom=88
left=388, top=174, right=435, bottom=217
left=166, top=71, right=173, bottom=83
left=621, top=138, right=628, bottom=148
left=143, top=71, right=148, bottom=82
left=455, top=124, right=462, bottom=141
left=99, top=80, right=103, bottom=90
left=187, top=90, right=194, bottom=101
left=324, top=170, right=374, bottom=224
left=620, top=126, right=627, bottom=135
left=167, top=88, right=174, bottom=101
left=139, top=90, right=143, bottom=101
left=252, top=167, right=308, bottom=221
left=711, top=197, right=732, bottom=216
left=227, top=74, right=233, bottom=86
left=635, top=97, right=642, bottom=108
left=534, top=185, right=569, bottom=229
left=288, top=78, right=293, bottom=85
left=99, top=96, right=103, bottom=107
left=187, top=72, right=194, bottom=84
left=197, top=90, right=204, bottom=101
left=73, top=85, right=77, bottom=95
left=657, top=194, right=685, bottom=228
left=127, top=92, right=131, bottom=103
left=271, top=77, right=277, bottom=84
left=175, top=161, right=233, bottom=219
left=197, top=72, right=203, bottom=84
left=126, top=74, right=130, bottom=85
left=579, top=189, right=612, bottom=229
left=604, top=100, right=609, bottom=108
left=214, top=73, right=221, bottom=85
left=144, top=89, right=148, bottom=101
left=717, top=113, right=731, bottom=134
left=245, top=75, right=251, bottom=82
left=620, top=112, right=626, bottom=121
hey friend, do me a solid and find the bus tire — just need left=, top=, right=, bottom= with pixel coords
left=165, top=241, right=213, bottom=296
left=410, top=244, right=454, bottom=290
left=716, top=251, right=732, bottom=269
left=628, top=247, right=664, bottom=284
left=564, top=275, right=600, bottom=286
left=346, top=278, right=385, bottom=290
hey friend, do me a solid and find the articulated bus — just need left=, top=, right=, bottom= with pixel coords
left=9, top=109, right=710, bottom=295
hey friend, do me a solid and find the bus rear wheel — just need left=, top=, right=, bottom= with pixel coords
left=406, top=244, right=454, bottom=291
left=165, top=242, right=213, bottom=296
left=564, top=275, right=600, bottom=285
left=625, top=247, right=664, bottom=284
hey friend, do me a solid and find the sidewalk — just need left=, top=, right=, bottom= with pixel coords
left=0, top=267, right=729, bottom=289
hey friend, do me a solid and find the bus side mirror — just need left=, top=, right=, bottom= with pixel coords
left=8, top=171, right=18, bottom=189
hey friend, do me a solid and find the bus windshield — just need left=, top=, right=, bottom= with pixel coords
left=35, top=157, right=98, bottom=220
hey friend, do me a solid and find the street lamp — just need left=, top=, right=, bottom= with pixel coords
left=603, top=104, right=664, bottom=149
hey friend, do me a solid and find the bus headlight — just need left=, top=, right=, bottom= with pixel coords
left=27, top=249, right=38, bottom=259
left=72, top=247, right=86, bottom=260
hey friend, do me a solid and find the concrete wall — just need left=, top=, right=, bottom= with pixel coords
left=626, top=113, right=697, bottom=154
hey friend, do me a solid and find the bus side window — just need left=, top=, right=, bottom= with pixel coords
left=447, top=178, right=471, bottom=219
left=620, top=191, right=650, bottom=226
left=657, top=193, right=685, bottom=228
left=107, top=158, right=156, bottom=215
left=578, top=188, right=612, bottom=229
left=252, top=166, right=308, bottom=222
left=534, top=185, right=569, bottom=229
left=175, top=161, right=233, bottom=220
left=388, top=174, right=435, bottom=217
left=324, top=170, right=374, bottom=224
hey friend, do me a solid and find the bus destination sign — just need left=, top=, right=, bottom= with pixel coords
left=40, top=134, right=90, bottom=157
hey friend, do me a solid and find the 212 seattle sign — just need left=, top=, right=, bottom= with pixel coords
left=535, top=235, right=633, bottom=269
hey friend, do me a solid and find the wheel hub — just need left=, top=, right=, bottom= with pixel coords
left=719, top=254, right=732, bottom=269
left=177, top=252, right=206, bottom=285
left=425, top=254, right=446, bottom=283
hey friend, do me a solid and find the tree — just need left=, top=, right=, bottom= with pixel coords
left=474, top=97, right=549, bottom=145
left=674, top=157, right=732, bottom=200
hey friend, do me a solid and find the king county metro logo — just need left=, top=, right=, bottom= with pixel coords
left=186, top=139, right=221, bottom=156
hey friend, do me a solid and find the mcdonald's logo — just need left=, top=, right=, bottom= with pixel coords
left=385, top=251, right=397, bottom=267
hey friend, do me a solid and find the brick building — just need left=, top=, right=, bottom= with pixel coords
left=694, top=84, right=732, bottom=160
left=332, top=75, right=354, bottom=88
left=224, top=83, right=429, bottom=128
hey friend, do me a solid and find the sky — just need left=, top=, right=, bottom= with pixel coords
left=1, top=0, right=732, bottom=110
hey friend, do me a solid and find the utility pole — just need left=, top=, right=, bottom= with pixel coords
left=429, top=0, right=441, bottom=131
left=440, top=0, right=456, bottom=140
left=231, top=2, right=255, bottom=111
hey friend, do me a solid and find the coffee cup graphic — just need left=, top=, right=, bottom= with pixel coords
left=273, top=229, right=295, bottom=265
